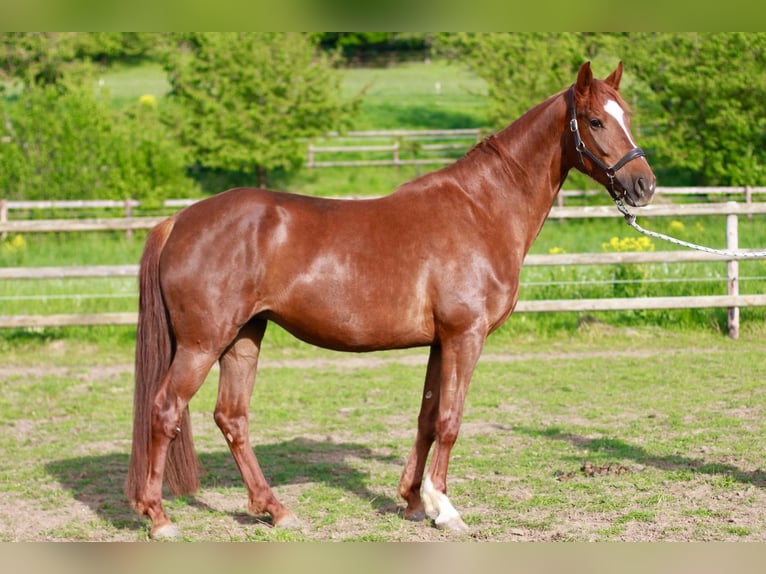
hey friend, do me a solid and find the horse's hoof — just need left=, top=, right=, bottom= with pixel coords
left=435, top=516, right=469, bottom=532
left=274, top=511, right=302, bottom=528
left=150, top=523, right=183, bottom=541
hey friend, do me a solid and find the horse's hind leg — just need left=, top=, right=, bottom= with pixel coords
left=141, top=346, right=218, bottom=540
left=214, top=319, right=299, bottom=527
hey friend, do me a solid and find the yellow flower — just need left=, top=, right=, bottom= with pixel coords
left=669, top=220, right=685, bottom=232
left=602, top=235, right=655, bottom=253
left=138, top=94, right=158, bottom=108
left=3, top=234, right=26, bottom=253
left=548, top=246, right=566, bottom=255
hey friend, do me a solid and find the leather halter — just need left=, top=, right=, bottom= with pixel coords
left=567, top=85, right=646, bottom=201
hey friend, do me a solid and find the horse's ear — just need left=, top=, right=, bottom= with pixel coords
left=605, top=61, right=623, bottom=91
left=575, top=61, right=593, bottom=97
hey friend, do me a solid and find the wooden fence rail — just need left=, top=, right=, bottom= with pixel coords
left=0, top=217, right=166, bottom=234
left=515, top=294, right=766, bottom=313
left=1, top=202, right=765, bottom=337
left=0, top=198, right=194, bottom=239
left=3, top=186, right=766, bottom=223
left=307, top=142, right=475, bottom=168
left=0, top=265, right=139, bottom=280
left=4, top=200, right=766, bottom=234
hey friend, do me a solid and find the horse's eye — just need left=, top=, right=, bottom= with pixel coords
left=590, top=118, right=604, bottom=129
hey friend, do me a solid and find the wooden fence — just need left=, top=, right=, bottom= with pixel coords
left=0, top=198, right=196, bottom=223
left=3, top=184, right=766, bottom=226
left=2, top=201, right=765, bottom=338
left=306, top=128, right=483, bottom=168
left=555, top=186, right=766, bottom=208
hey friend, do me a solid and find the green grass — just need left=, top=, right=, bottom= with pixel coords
left=94, top=59, right=490, bottom=130
left=97, top=63, right=170, bottom=108
left=2, top=326, right=765, bottom=541
left=340, top=61, right=489, bottom=130
left=273, top=165, right=430, bottom=198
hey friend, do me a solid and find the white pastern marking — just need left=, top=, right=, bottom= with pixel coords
left=604, top=99, right=637, bottom=147
left=422, top=474, right=461, bottom=525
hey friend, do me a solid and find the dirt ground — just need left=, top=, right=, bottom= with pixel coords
left=2, top=341, right=765, bottom=542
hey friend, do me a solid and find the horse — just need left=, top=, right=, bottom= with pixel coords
left=125, top=61, right=656, bottom=539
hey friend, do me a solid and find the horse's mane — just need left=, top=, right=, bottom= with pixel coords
left=463, top=134, right=502, bottom=161
left=460, top=88, right=566, bottom=164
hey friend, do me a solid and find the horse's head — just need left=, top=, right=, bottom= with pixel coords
left=568, top=61, right=656, bottom=207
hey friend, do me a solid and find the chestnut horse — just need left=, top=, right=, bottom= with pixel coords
left=126, top=61, right=656, bottom=539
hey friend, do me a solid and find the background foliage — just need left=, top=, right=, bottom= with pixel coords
left=619, top=33, right=766, bottom=186
left=0, top=82, right=196, bottom=201
left=442, top=33, right=766, bottom=187
left=2, top=32, right=766, bottom=200
left=161, top=32, right=360, bottom=187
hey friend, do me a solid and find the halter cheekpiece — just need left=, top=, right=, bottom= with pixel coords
left=567, top=85, right=646, bottom=202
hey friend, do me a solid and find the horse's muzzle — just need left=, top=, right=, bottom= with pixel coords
left=626, top=173, right=656, bottom=207
left=616, top=169, right=656, bottom=207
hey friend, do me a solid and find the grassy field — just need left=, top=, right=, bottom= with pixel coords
left=340, top=60, right=489, bottom=130
left=97, top=63, right=171, bottom=109
left=1, top=325, right=765, bottom=541
left=98, top=59, right=489, bottom=129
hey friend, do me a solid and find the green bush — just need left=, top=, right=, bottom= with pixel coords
left=0, top=83, right=199, bottom=202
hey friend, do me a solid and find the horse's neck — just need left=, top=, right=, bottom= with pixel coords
left=500, top=92, right=569, bottom=199
left=459, top=92, right=570, bottom=251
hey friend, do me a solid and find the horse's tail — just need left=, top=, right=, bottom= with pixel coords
left=125, top=216, right=200, bottom=507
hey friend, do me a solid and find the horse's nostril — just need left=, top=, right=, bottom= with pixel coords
left=636, top=176, right=648, bottom=197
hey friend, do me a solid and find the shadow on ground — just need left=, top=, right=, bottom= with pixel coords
left=514, top=425, right=766, bottom=487
left=45, top=437, right=402, bottom=535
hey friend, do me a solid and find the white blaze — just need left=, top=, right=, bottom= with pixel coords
left=604, top=99, right=637, bottom=147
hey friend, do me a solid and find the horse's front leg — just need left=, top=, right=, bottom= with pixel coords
left=420, top=330, right=485, bottom=532
left=398, top=345, right=441, bottom=521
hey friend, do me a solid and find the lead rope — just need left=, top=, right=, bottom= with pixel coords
left=612, top=197, right=766, bottom=258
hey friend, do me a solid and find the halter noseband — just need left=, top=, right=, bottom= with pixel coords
left=567, top=85, right=646, bottom=201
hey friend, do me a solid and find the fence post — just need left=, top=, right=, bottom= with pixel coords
left=124, top=198, right=134, bottom=240
left=0, top=200, right=7, bottom=240
left=393, top=141, right=400, bottom=170
left=726, top=204, right=739, bottom=339
left=307, top=145, right=315, bottom=169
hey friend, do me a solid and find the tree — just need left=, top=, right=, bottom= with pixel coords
left=621, top=32, right=766, bottom=186
left=313, top=33, right=432, bottom=62
left=0, top=82, right=198, bottom=201
left=437, top=33, right=585, bottom=128
left=162, top=33, right=360, bottom=187
left=0, top=32, right=80, bottom=86
left=0, top=33, right=161, bottom=87
left=444, top=32, right=766, bottom=187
